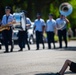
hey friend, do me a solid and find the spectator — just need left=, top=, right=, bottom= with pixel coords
left=53, top=60, right=76, bottom=75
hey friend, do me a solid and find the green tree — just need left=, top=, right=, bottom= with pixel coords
left=68, top=0, right=76, bottom=28
left=0, top=0, right=76, bottom=29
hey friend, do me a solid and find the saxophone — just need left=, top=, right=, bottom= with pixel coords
left=0, top=24, right=10, bottom=32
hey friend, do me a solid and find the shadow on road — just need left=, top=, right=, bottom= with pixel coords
left=35, top=72, right=56, bottom=75
left=56, top=46, right=76, bottom=51
left=35, top=71, right=76, bottom=75
left=15, top=72, right=57, bottom=75
left=65, top=71, right=76, bottom=74
left=0, top=46, right=76, bottom=54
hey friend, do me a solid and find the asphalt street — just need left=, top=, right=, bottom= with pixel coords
left=0, top=41, right=76, bottom=75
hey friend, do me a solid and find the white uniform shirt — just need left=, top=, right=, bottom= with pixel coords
left=46, top=19, right=56, bottom=32
left=26, top=17, right=31, bottom=29
left=56, top=18, right=66, bottom=30
left=26, top=17, right=31, bottom=24
left=34, top=18, right=46, bottom=32
left=2, top=14, right=14, bottom=26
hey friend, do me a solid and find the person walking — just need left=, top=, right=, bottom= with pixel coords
left=46, top=14, right=56, bottom=49
left=18, top=10, right=31, bottom=51
left=34, top=13, right=45, bottom=50
left=1, top=6, right=15, bottom=53
left=0, top=19, right=2, bottom=49
left=56, top=14, right=69, bottom=48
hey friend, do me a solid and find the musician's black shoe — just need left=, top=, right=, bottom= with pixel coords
left=48, top=47, right=51, bottom=49
left=27, top=44, right=30, bottom=50
left=4, top=51, right=9, bottom=53
left=43, top=46, right=45, bottom=49
left=28, top=47, right=30, bottom=50
left=0, top=44, right=1, bottom=49
left=0, top=47, right=1, bottom=49
left=36, top=48, right=39, bottom=50
left=10, top=46, right=14, bottom=52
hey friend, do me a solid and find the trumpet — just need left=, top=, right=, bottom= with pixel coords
left=59, top=2, right=73, bottom=16
left=0, top=24, right=10, bottom=32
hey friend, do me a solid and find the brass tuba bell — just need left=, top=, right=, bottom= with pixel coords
left=59, top=2, right=73, bottom=16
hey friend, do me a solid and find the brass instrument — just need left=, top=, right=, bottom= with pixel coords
left=56, top=2, right=73, bottom=30
left=59, top=2, right=73, bottom=16
left=0, top=24, right=10, bottom=32
left=13, top=12, right=26, bottom=31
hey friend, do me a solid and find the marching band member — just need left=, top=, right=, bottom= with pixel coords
left=56, top=14, right=69, bottom=48
left=46, top=14, right=56, bottom=49
left=34, top=13, right=45, bottom=50
left=0, top=19, right=2, bottom=49
left=18, top=10, right=31, bottom=51
left=1, top=6, right=16, bottom=53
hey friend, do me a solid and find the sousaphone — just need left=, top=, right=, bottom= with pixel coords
left=13, top=11, right=26, bottom=31
left=59, top=2, right=73, bottom=16
left=57, top=2, right=73, bottom=30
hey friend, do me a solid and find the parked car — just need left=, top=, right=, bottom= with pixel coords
left=27, top=22, right=35, bottom=44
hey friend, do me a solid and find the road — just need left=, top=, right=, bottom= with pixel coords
left=0, top=41, right=76, bottom=75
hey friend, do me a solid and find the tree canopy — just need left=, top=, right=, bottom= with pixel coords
left=0, top=0, right=76, bottom=28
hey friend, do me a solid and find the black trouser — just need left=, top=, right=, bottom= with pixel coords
left=58, top=29, right=67, bottom=48
left=18, top=30, right=30, bottom=50
left=47, top=31, right=55, bottom=49
left=2, top=28, right=13, bottom=52
left=0, top=39, right=1, bottom=49
left=36, top=31, right=45, bottom=49
left=70, top=62, right=76, bottom=73
left=0, top=32, right=2, bottom=49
